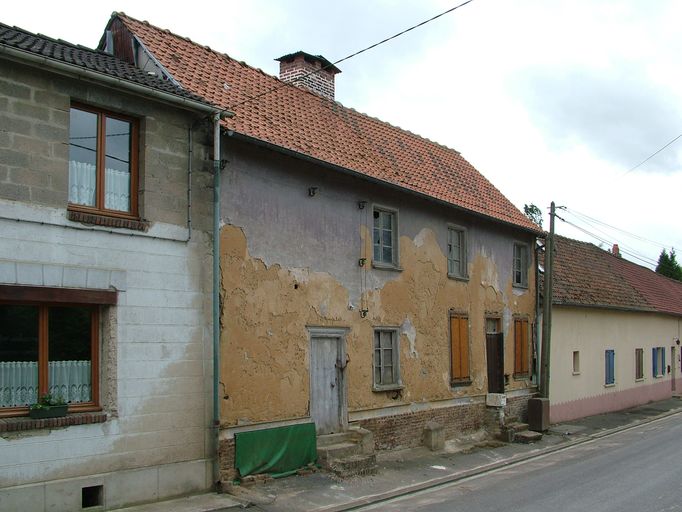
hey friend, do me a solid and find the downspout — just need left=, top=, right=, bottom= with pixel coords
left=212, top=113, right=222, bottom=487
left=187, top=126, right=193, bottom=241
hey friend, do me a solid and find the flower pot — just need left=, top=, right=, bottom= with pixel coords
left=28, top=405, right=68, bottom=419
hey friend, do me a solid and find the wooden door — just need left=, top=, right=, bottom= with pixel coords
left=486, top=333, right=504, bottom=393
left=310, top=336, right=342, bottom=434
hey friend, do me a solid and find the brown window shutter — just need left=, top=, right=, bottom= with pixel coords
left=450, top=316, right=469, bottom=381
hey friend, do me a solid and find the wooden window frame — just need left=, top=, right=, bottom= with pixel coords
left=635, top=348, right=644, bottom=380
left=572, top=350, right=581, bottom=375
left=372, top=206, right=400, bottom=269
left=68, top=103, right=140, bottom=219
left=513, top=317, right=530, bottom=378
left=372, top=328, right=402, bottom=391
left=449, top=312, right=471, bottom=386
left=512, top=242, right=530, bottom=288
left=0, top=300, right=102, bottom=418
left=447, top=225, right=468, bottom=280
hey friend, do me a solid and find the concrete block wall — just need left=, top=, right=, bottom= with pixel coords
left=0, top=58, right=215, bottom=511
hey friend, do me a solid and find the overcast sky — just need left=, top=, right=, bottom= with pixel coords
left=4, top=1, right=681, bottom=269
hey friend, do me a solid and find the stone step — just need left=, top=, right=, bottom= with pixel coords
left=514, top=430, right=543, bottom=444
left=507, top=422, right=529, bottom=433
left=317, top=432, right=355, bottom=448
left=329, top=453, right=377, bottom=479
left=317, top=442, right=360, bottom=465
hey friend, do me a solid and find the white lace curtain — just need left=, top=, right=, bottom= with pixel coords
left=69, top=161, right=130, bottom=212
left=0, top=360, right=92, bottom=408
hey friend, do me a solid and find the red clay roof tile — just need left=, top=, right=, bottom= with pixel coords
left=111, top=13, right=539, bottom=232
left=552, top=236, right=682, bottom=316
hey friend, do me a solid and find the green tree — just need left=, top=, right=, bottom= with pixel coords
left=656, top=249, right=682, bottom=281
left=523, top=203, right=543, bottom=228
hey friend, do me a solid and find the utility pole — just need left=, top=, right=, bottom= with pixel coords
left=540, top=201, right=556, bottom=399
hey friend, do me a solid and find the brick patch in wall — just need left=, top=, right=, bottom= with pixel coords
left=218, top=437, right=237, bottom=482
left=68, top=210, right=149, bottom=231
left=0, top=411, right=108, bottom=433
left=505, top=394, right=535, bottom=423
left=356, top=401, right=488, bottom=451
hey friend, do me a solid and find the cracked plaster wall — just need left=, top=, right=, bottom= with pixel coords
left=219, top=140, right=536, bottom=427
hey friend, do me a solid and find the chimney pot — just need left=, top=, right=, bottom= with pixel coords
left=612, top=244, right=620, bottom=257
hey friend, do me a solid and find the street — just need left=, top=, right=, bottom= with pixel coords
left=360, top=413, right=682, bottom=512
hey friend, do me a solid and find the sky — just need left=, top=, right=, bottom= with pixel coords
left=4, top=0, right=682, bottom=269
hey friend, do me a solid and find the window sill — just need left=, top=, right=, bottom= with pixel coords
left=604, top=383, right=615, bottom=388
left=68, top=209, right=149, bottom=232
left=572, top=371, right=581, bottom=376
left=447, top=274, right=469, bottom=282
left=635, top=378, right=644, bottom=382
left=372, top=262, right=403, bottom=272
left=372, top=384, right=404, bottom=392
left=513, top=373, right=529, bottom=381
left=0, top=411, right=107, bottom=433
left=451, top=379, right=472, bottom=388
left=512, top=283, right=529, bottom=290
left=653, top=375, right=664, bottom=379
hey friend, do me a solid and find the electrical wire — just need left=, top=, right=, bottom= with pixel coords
left=558, top=217, right=659, bottom=268
left=564, top=207, right=671, bottom=250
left=623, top=132, right=682, bottom=175
left=226, top=0, right=476, bottom=111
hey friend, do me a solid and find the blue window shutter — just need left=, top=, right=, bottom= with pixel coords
left=653, top=348, right=657, bottom=377
left=663, top=348, right=666, bottom=374
left=605, top=350, right=614, bottom=385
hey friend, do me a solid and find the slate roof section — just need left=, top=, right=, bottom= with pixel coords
left=0, top=22, right=208, bottom=104
left=108, top=13, right=539, bottom=233
left=552, top=236, right=682, bottom=317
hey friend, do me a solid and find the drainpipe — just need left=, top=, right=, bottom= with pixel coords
left=211, top=110, right=234, bottom=487
left=212, top=113, right=222, bottom=488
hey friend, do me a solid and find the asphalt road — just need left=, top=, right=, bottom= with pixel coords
left=360, top=412, right=682, bottom=512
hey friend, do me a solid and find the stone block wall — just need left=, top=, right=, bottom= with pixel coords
left=0, top=58, right=215, bottom=511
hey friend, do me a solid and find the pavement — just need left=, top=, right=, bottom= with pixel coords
left=112, top=397, right=682, bottom=512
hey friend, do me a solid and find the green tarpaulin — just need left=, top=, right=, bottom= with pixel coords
left=234, top=422, right=317, bottom=478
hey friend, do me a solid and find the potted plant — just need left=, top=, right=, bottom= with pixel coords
left=28, top=394, right=68, bottom=419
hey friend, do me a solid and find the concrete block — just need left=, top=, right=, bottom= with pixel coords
left=105, top=466, right=158, bottom=509
left=0, top=260, right=17, bottom=284
left=86, top=268, right=110, bottom=290
left=0, top=484, right=46, bottom=512
left=423, top=421, right=445, bottom=451
left=158, top=459, right=208, bottom=499
left=63, top=266, right=87, bottom=288
left=45, top=476, right=105, bottom=512
left=0, top=78, right=32, bottom=99
left=486, top=393, right=507, bottom=407
left=110, top=270, right=127, bottom=291
left=43, top=264, right=64, bottom=287
left=528, top=397, right=550, bottom=432
left=16, top=262, right=43, bottom=285
left=0, top=182, right=30, bottom=202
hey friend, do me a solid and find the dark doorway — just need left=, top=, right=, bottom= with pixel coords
left=486, top=332, right=504, bottom=393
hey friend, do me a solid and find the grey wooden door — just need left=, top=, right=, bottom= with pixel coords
left=310, top=336, right=342, bottom=434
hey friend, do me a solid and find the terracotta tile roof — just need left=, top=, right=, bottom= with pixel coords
left=552, top=236, right=682, bottom=316
left=0, top=22, right=207, bottom=104
left=107, top=13, right=539, bottom=233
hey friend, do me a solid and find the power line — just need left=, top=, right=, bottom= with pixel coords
left=623, top=132, right=682, bottom=175
left=227, top=0, right=476, bottom=111
left=564, top=207, right=671, bottom=250
left=559, top=218, right=658, bottom=267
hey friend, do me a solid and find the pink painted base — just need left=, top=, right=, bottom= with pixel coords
left=550, top=377, right=681, bottom=424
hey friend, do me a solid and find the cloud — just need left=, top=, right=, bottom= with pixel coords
left=511, top=65, right=682, bottom=173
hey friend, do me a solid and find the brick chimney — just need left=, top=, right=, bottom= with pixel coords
left=276, top=51, right=341, bottom=101
left=612, top=244, right=620, bottom=257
